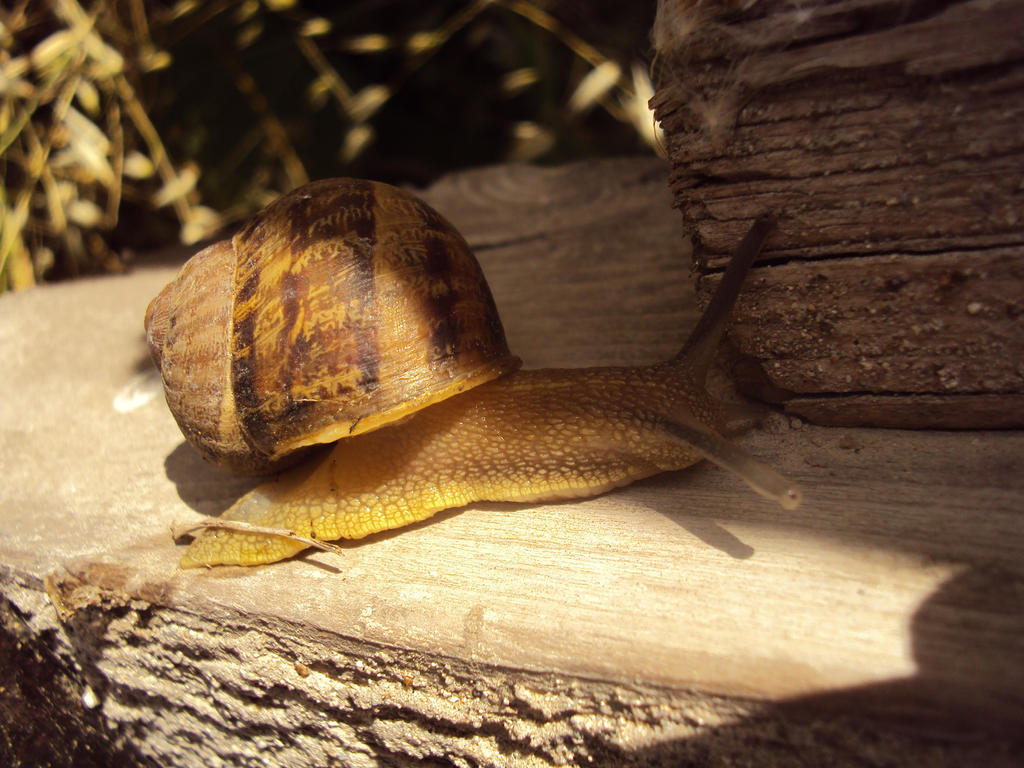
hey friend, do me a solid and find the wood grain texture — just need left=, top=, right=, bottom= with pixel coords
left=1, top=160, right=1022, bottom=766
left=709, top=248, right=1024, bottom=426
left=651, top=0, right=1024, bottom=426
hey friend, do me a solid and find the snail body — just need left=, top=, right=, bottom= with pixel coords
left=146, top=179, right=801, bottom=569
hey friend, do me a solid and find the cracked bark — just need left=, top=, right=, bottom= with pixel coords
left=4, top=563, right=1020, bottom=768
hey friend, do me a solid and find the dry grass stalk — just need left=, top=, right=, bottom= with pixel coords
left=171, top=519, right=346, bottom=561
left=3, top=1, right=661, bottom=291
left=1, top=0, right=222, bottom=290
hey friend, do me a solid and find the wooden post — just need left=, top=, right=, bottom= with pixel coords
left=652, top=0, right=1024, bottom=427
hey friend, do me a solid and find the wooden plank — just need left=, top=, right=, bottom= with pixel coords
left=1, top=160, right=1023, bottom=765
left=651, top=0, right=1024, bottom=426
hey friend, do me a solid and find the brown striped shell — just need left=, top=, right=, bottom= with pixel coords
left=145, top=178, right=520, bottom=474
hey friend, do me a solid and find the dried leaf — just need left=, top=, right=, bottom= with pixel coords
left=44, top=177, right=68, bottom=234
left=83, top=31, right=124, bottom=78
left=1, top=56, right=30, bottom=81
left=235, top=0, right=259, bottom=23
left=0, top=57, right=32, bottom=99
left=170, top=0, right=200, bottom=18
left=348, top=84, right=390, bottom=123
left=507, top=121, right=554, bottom=162
left=568, top=60, right=621, bottom=114
left=74, top=78, right=101, bottom=116
left=153, top=164, right=199, bottom=208
left=56, top=106, right=115, bottom=186
left=171, top=519, right=345, bottom=558
left=501, top=67, right=539, bottom=96
left=30, top=29, right=79, bottom=72
left=340, top=123, right=374, bottom=164
left=66, top=198, right=103, bottom=227
left=63, top=105, right=110, bottom=153
left=407, top=30, right=443, bottom=55
left=341, top=33, right=392, bottom=53
left=3, top=239, right=36, bottom=290
left=180, top=205, right=223, bottom=245
left=236, top=20, right=263, bottom=49
left=627, top=62, right=665, bottom=155
left=123, top=150, right=155, bottom=179
left=300, top=17, right=332, bottom=37
left=142, top=48, right=172, bottom=72
left=1, top=195, right=32, bottom=286
left=306, top=75, right=329, bottom=110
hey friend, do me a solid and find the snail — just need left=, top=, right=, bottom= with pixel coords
left=145, top=178, right=802, bottom=568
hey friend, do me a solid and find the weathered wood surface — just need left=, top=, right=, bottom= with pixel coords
left=651, top=0, right=1024, bottom=427
left=2, top=159, right=1023, bottom=766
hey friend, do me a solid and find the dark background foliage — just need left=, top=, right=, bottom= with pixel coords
left=1, top=0, right=658, bottom=289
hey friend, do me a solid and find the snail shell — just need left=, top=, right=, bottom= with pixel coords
left=145, top=179, right=520, bottom=474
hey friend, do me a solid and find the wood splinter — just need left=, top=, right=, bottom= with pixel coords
left=170, top=520, right=346, bottom=562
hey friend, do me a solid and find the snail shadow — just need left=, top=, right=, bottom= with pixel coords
left=164, top=444, right=348, bottom=575
left=671, top=515, right=755, bottom=559
left=131, top=333, right=156, bottom=375
left=635, top=467, right=757, bottom=560
left=164, top=441, right=264, bottom=517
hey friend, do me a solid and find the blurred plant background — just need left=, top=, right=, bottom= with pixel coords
left=0, top=0, right=660, bottom=291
